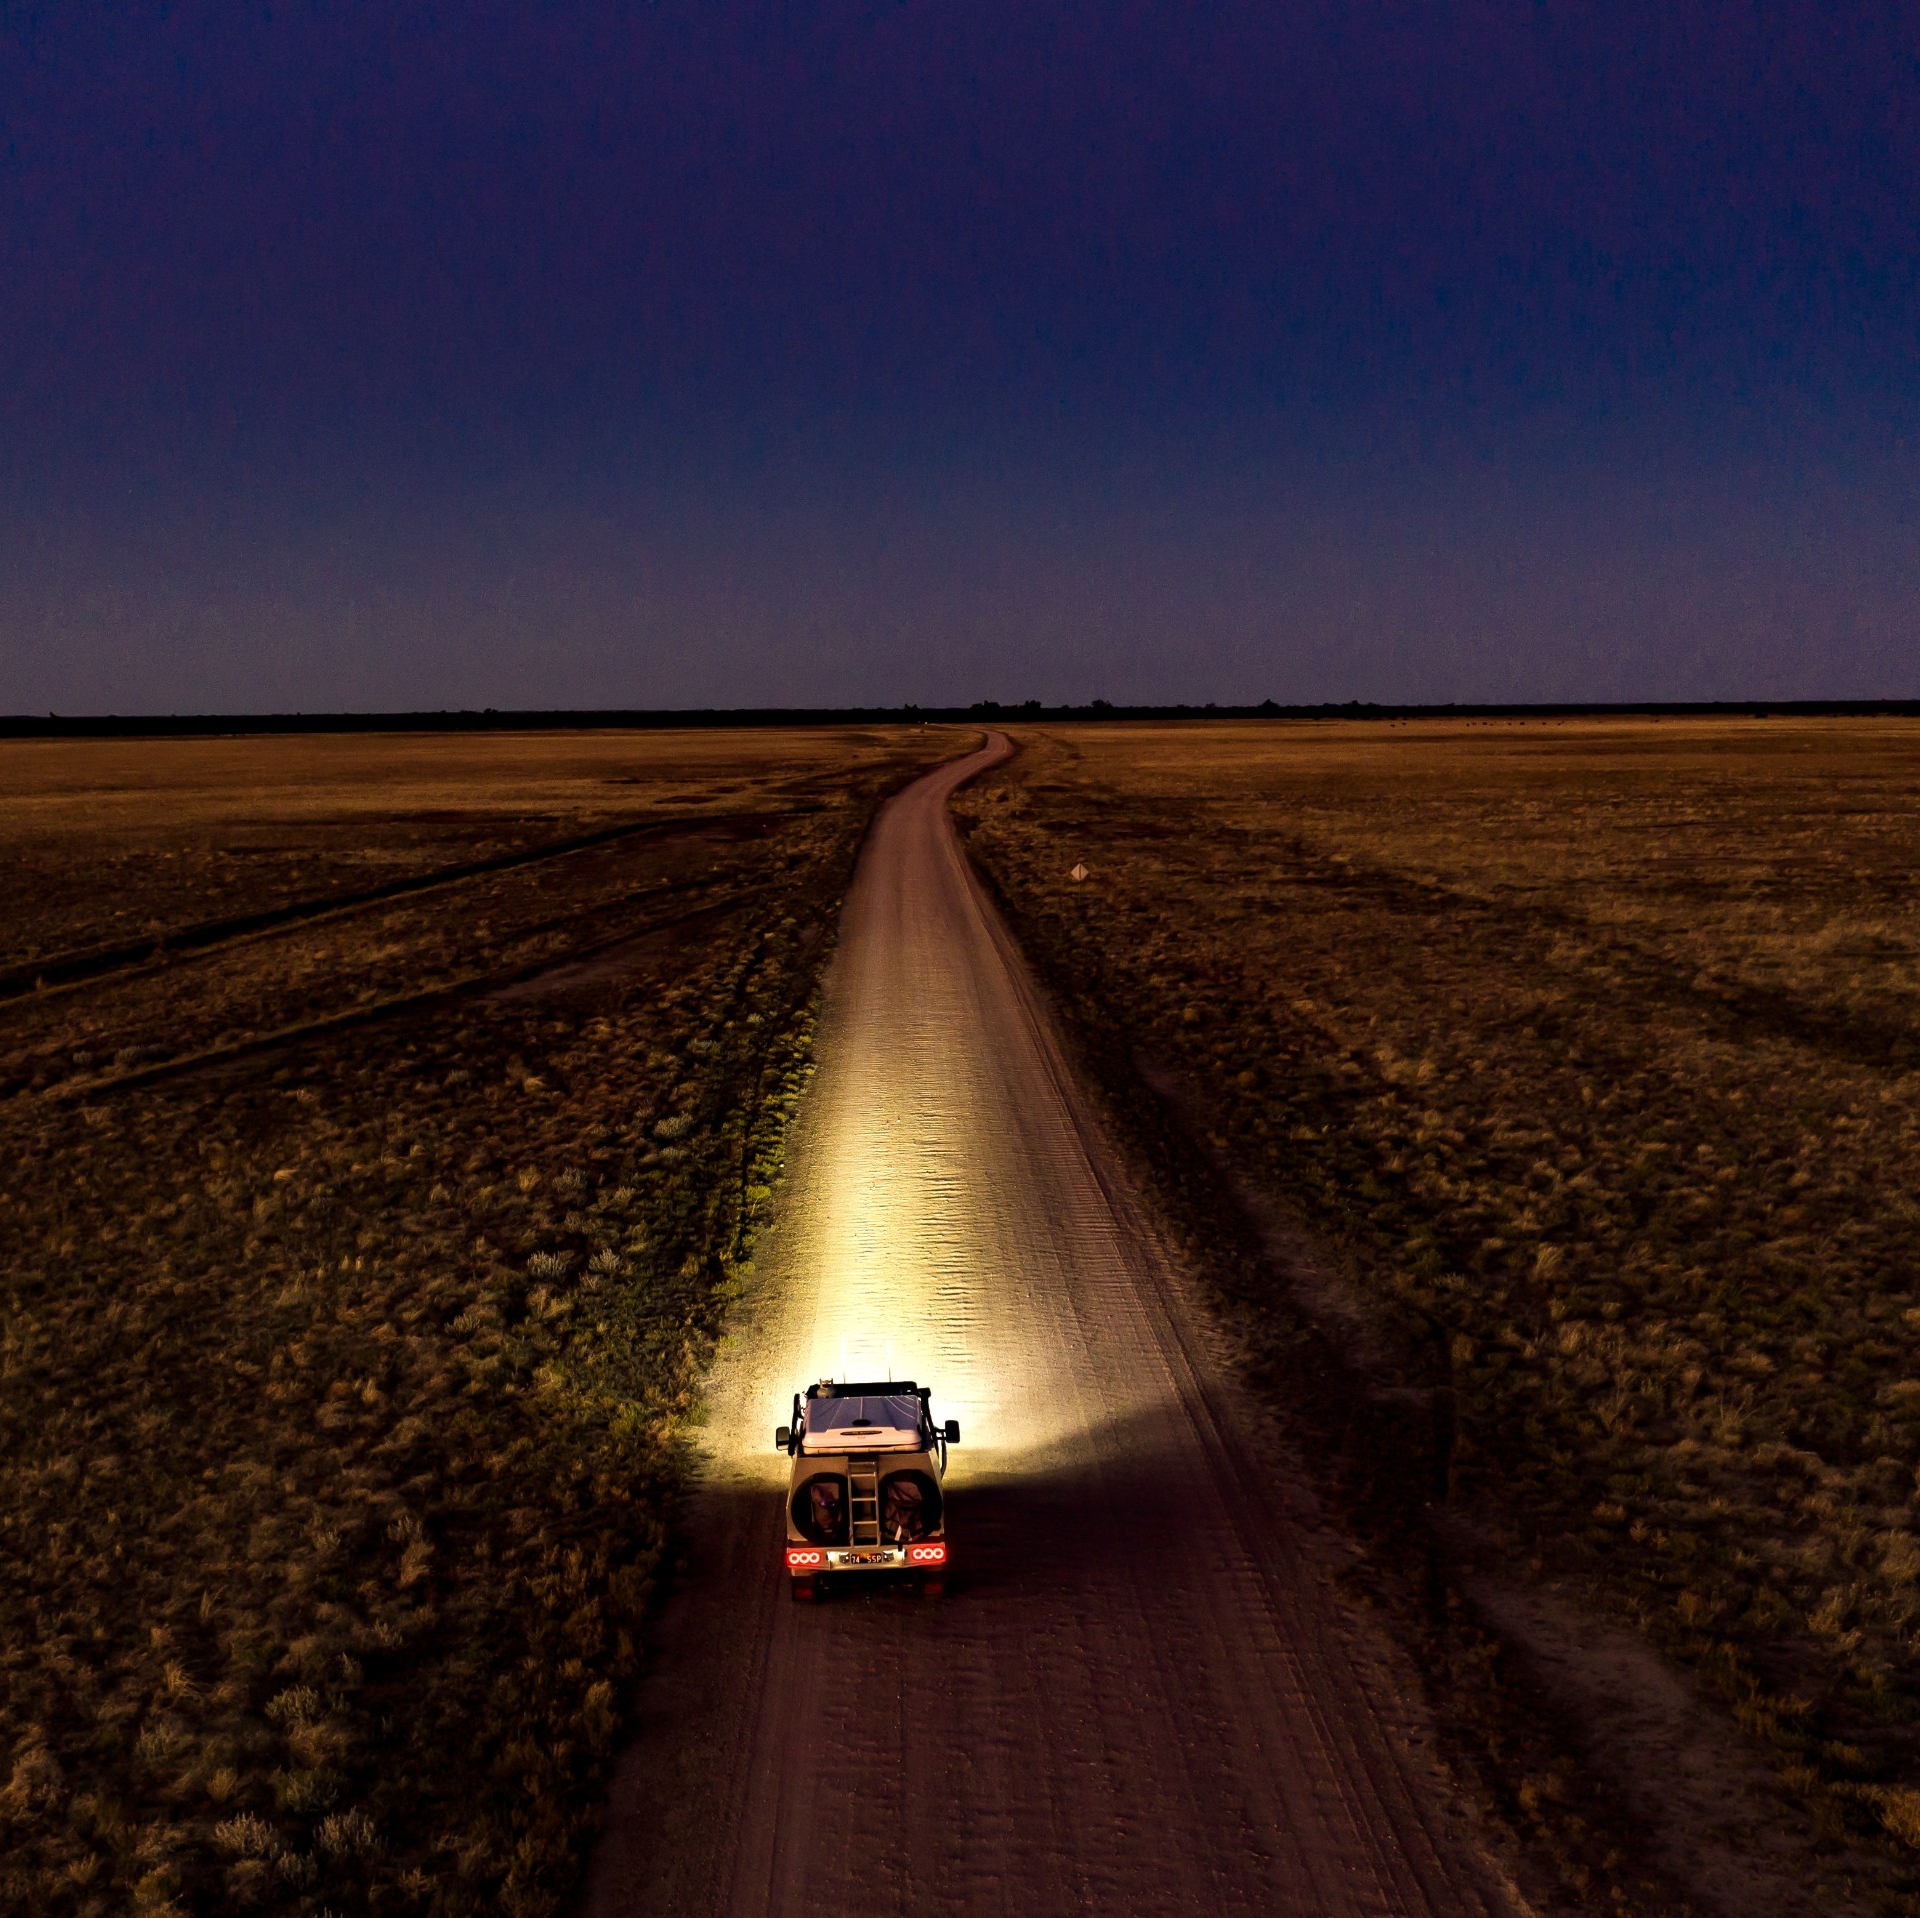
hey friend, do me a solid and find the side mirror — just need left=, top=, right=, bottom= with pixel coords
left=943, top=1420, right=960, bottom=1445
left=774, top=1425, right=791, bottom=1452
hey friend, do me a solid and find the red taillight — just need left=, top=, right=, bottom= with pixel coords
left=906, top=1541, right=947, bottom=1565
left=785, top=1548, right=823, bottom=1570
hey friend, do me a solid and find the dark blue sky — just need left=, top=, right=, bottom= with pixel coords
left=5, top=1, right=1918, bottom=710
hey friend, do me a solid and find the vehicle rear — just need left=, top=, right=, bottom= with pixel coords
left=776, top=1380, right=958, bottom=1597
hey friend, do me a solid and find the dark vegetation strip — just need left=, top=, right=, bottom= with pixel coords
left=9, top=700, right=1920, bottom=740
left=0, top=811, right=800, bottom=1004
left=1303, top=843, right=1920, bottom=1076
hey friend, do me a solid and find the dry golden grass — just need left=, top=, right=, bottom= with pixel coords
left=0, top=729, right=924, bottom=1099
left=957, top=718, right=1920, bottom=1892
left=0, top=728, right=914, bottom=972
left=0, top=726, right=954, bottom=1917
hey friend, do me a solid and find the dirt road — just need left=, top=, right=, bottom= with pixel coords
left=585, top=737, right=1521, bottom=1918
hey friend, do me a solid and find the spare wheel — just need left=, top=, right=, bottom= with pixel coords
left=792, top=1474, right=849, bottom=1544
left=880, top=1469, right=942, bottom=1543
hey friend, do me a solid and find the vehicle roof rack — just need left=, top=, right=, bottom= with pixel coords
left=807, top=1379, right=926, bottom=1399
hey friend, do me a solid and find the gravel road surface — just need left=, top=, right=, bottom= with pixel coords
left=584, top=737, right=1522, bottom=1918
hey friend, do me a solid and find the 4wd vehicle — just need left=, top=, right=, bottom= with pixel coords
left=775, top=1380, right=960, bottom=1599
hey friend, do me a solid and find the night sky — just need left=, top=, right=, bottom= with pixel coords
left=5, top=1, right=1918, bottom=712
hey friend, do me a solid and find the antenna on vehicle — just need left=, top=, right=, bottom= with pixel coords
left=885, top=1340, right=895, bottom=1379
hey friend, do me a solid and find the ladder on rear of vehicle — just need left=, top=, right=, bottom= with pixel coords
left=849, top=1457, right=881, bottom=1544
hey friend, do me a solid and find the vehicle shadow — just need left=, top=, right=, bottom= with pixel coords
left=587, top=1391, right=1370, bottom=1916
left=697, top=1394, right=1325, bottom=1613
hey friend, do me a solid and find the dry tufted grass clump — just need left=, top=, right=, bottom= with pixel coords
left=957, top=716, right=1920, bottom=1906
left=0, top=725, right=955, bottom=1916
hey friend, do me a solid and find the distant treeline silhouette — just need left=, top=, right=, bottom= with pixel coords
left=5, top=698, right=1917, bottom=738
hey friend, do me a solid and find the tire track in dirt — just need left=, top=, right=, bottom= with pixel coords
left=0, top=807, right=799, bottom=1007
left=585, top=739, right=1524, bottom=1918
left=32, top=885, right=751, bottom=1103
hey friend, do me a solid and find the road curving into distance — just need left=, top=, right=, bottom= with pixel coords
left=585, top=735, right=1523, bottom=1918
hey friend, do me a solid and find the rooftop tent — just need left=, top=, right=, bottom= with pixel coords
left=800, top=1393, right=924, bottom=1452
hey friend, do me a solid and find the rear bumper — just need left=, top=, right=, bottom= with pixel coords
left=785, top=1540, right=948, bottom=1575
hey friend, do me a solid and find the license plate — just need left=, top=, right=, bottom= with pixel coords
left=833, top=1550, right=899, bottom=1567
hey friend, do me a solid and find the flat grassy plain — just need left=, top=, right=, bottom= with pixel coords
left=0, top=728, right=953, bottom=1917
left=956, top=719, right=1920, bottom=1904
